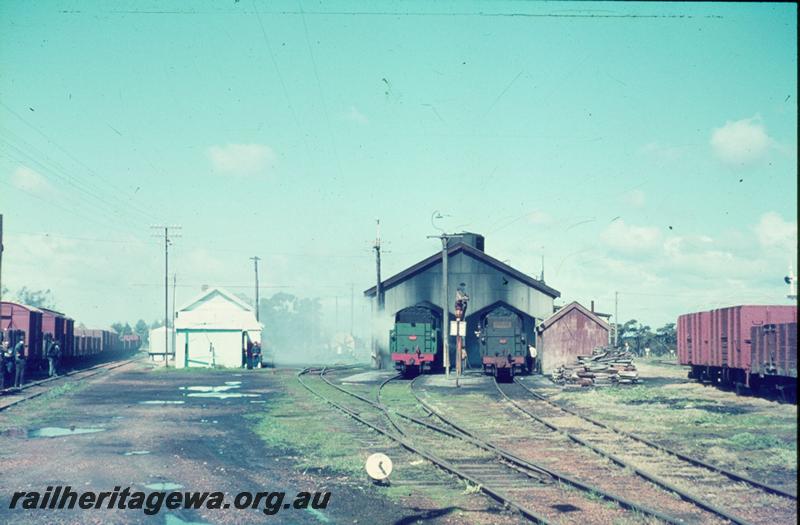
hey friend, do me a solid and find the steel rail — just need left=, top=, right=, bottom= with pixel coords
left=0, top=358, right=138, bottom=412
left=375, top=373, right=408, bottom=437
left=494, top=379, right=755, bottom=525
left=513, top=378, right=797, bottom=500
left=297, top=368, right=553, bottom=524
left=319, top=368, right=684, bottom=525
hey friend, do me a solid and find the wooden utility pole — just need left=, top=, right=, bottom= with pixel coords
left=0, top=214, right=4, bottom=334
left=349, top=283, right=355, bottom=336
left=172, top=273, right=177, bottom=362
left=614, top=291, right=619, bottom=347
left=0, top=214, right=4, bottom=317
left=152, top=225, right=180, bottom=366
left=428, top=228, right=462, bottom=379
left=250, top=256, right=261, bottom=321
left=372, top=220, right=383, bottom=368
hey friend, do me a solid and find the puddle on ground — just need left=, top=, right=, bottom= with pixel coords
left=199, top=419, right=219, bottom=424
left=145, top=482, right=184, bottom=491
left=249, top=400, right=267, bottom=404
left=140, top=400, right=185, bottom=405
left=28, top=427, right=105, bottom=438
left=179, top=386, right=236, bottom=393
left=187, top=392, right=259, bottom=399
left=165, top=515, right=211, bottom=525
left=306, top=508, right=331, bottom=523
left=180, top=383, right=259, bottom=399
left=124, top=450, right=151, bottom=456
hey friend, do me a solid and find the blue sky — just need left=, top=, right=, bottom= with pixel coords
left=0, top=0, right=796, bottom=332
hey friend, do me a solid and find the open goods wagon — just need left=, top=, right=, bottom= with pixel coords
left=678, top=305, right=797, bottom=397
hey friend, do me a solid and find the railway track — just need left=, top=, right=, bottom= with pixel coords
left=488, top=378, right=797, bottom=525
left=0, top=357, right=139, bottom=412
left=304, top=367, right=689, bottom=524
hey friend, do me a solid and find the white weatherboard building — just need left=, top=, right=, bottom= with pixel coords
left=174, top=287, right=262, bottom=368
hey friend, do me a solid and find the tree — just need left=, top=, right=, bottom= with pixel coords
left=16, top=287, right=56, bottom=309
left=134, top=319, right=149, bottom=344
left=260, top=292, right=323, bottom=361
left=110, top=322, right=133, bottom=336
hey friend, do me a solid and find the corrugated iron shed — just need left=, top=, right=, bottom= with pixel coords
left=537, top=301, right=610, bottom=373
left=364, top=237, right=560, bottom=368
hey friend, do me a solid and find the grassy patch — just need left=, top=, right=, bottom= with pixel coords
left=551, top=367, right=797, bottom=486
left=249, top=376, right=371, bottom=476
left=0, top=380, right=89, bottom=431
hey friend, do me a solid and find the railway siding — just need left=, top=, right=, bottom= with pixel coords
left=495, top=379, right=797, bottom=525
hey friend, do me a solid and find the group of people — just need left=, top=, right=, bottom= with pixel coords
left=243, top=340, right=263, bottom=369
left=1, top=339, right=26, bottom=391
left=0, top=334, right=63, bottom=392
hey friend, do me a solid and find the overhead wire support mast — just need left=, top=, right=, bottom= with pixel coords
left=372, top=220, right=383, bottom=369
left=250, top=256, right=261, bottom=321
left=427, top=211, right=461, bottom=379
left=152, top=225, right=181, bottom=367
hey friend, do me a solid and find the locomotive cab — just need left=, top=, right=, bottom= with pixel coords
left=390, top=305, right=442, bottom=377
left=479, top=306, right=527, bottom=380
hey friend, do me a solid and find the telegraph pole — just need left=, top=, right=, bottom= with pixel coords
left=428, top=214, right=462, bottom=379
left=372, top=220, right=383, bottom=368
left=172, top=273, right=177, bottom=364
left=0, top=214, right=4, bottom=323
left=250, top=256, right=261, bottom=321
left=349, top=283, right=355, bottom=336
left=152, top=225, right=180, bottom=366
left=614, top=291, right=619, bottom=347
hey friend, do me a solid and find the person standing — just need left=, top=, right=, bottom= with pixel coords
left=13, top=339, right=26, bottom=389
left=246, top=339, right=254, bottom=370
left=252, top=342, right=262, bottom=369
left=51, top=340, right=61, bottom=377
left=45, top=335, right=57, bottom=377
left=0, top=340, right=10, bottom=390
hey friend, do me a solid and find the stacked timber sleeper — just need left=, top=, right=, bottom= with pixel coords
left=551, top=347, right=639, bottom=387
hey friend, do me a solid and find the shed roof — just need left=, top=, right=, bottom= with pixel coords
left=363, top=242, right=560, bottom=299
left=177, top=286, right=254, bottom=313
left=538, top=301, right=610, bottom=331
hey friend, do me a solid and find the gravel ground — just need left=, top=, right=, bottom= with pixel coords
left=0, top=361, right=517, bottom=525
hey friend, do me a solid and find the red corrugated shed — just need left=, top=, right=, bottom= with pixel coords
left=537, top=302, right=610, bottom=372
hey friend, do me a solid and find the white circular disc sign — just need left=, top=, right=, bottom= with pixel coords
left=365, top=453, right=393, bottom=480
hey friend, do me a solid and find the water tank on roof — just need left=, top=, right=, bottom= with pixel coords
left=448, top=232, right=485, bottom=252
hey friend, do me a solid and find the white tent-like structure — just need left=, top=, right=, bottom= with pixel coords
left=147, top=326, right=175, bottom=361
left=174, top=287, right=262, bottom=368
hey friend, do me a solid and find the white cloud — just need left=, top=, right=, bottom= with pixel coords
left=207, top=143, right=276, bottom=175
left=600, top=220, right=661, bottom=254
left=345, top=106, right=369, bottom=125
left=753, top=212, right=797, bottom=251
left=11, top=166, right=52, bottom=193
left=710, top=116, right=772, bottom=167
left=623, top=189, right=646, bottom=208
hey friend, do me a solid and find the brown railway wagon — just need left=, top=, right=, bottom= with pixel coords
left=678, top=305, right=797, bottom=397
left=751, top=322, right=797, bottom=391
left=0, top=301, right=44, bottom=362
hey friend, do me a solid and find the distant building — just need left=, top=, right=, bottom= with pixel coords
left=174, top=287, right=262, bottom=368
left=147, top=326, right=174, bottom=362
left=536, top=301, right=610, bottom=373
left=364, top=233, right=560, bottom=368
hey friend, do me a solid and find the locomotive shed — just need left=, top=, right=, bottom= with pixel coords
left=364, top=233, right=560, bottom=371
